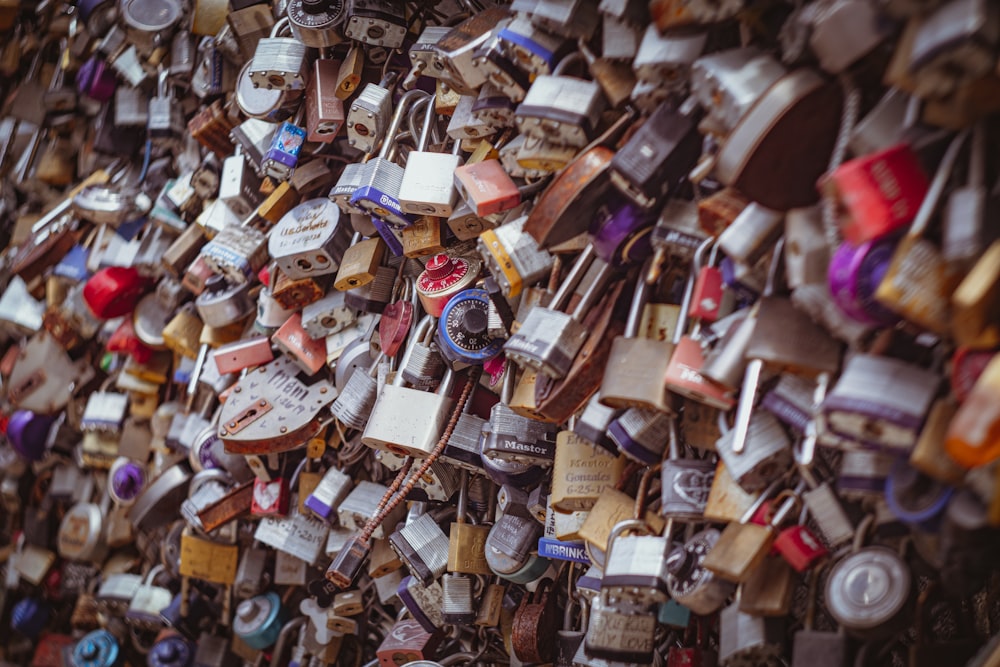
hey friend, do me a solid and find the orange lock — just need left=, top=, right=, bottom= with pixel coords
left=453, top=159, right=520, bottom=217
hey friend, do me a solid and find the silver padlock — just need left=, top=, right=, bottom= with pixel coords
left=347, top=81, right=393, bottom=154
left=269, top=198, right=353, bottom=280
left=514, top=73, right=605, bottom=148
left=342, top=0, right=407, bottom=49
left=249, top=17, right=308, bottom=91
left=389, top=510, right=450, bottom=586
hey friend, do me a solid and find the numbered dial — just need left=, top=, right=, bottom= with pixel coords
left=416, top=254, right=481, bottom=316
left=438, top=289, right=504, bottom=366
left=72, top=630, right=121, bottom=667
left=288, top=0, right=345, bottom=47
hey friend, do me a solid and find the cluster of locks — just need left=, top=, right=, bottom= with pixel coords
left=3, top=0, right=1000, bottom=665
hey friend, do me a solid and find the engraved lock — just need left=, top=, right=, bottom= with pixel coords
left=602, top=519, right=672, bottom=605
left=661, top=424, right=716, bottom=522
left=400, top=104, right=463, bottom=217
left=389, top=511, right=450, bottom=586
left=584, top=592, right=658, bottom=664
left=610, top=100, right=703, bottom=210
left=482, top=369, right=559, bottom=467
left=249, top=18, right=308, bottom=90
left=505, top=247, right=612, bottom=379
left=218, top=356, right=336, bottom=455
left=551, top=429, right=625, bottom=511
left=269, top=198, right=353, bottom=280
left=305, top=58, right=346, bottom=143
left=346, top=81, right=392, bottom=154
left=477, top=214, right=556, bottom=299
left=397, top=575, right=446, bottom=632
left=600, top=261, right=677, bottom=413
left=148, top=68, right=185, bottom=139
left=512, top=578, right=559, bottom=664
left=822, top=353, right=939, bottom=454
left=484, top=513, right=547, bottom=583
left=515, top=72, right=606, bottom=148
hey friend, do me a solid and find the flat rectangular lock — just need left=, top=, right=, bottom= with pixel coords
left=453, top=159, right=520, bottom=218
left=304, top=465, right=353, bottom=522
left=347, top=83, right=392, bottom=154
left=218, top=151, right=263, bottom=219
left=301, top=290, right=356, bottom=339
left=272, top=312, right=328, bottom=375
left=268, top=198, right=352, bottom=280
left=514, top=74, right=605, bottom=148
left=389, top=513, right=450, bottom=586
left=338, top=480, right=404, bottom=539
left=306, top=58, right=345, bottom=143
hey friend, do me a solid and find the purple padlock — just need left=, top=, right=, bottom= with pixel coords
left=109, top=457, right=147, bottom=505
left=77, top=56, right=117, bottom=103
left=589, top=196, right=655, bottom=268
left=827, top=237, right=899, bottom=327
left=6, top=410, right=57, bottom=461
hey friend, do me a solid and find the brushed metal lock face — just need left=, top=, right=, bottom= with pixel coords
left=691, top=47, right=785, bottom=135
left=269, top=199, right=352, bottom=280
left=514, top=75, right=605, bottom=148
left=342, top=0, right=407, bottom=48
left=218, top=356, right=336, bottom=455
left=305, top=58, right=346, bottom=142
left=347, top=83, right=391, bottom=153
left=301, top=289, right=356, bottom=339
left=249, top=22, right=308, bottom=90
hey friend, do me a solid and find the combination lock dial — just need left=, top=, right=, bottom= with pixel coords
left=415, top=254, right=481, bottom=317
left=288, top=0, right=346, bottom=48
left=437, top=288, right=504, bottom=366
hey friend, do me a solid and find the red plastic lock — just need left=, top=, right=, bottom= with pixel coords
left=82, top=266, right=151, bottom=319
left=823, top=143, right=929, bottom=245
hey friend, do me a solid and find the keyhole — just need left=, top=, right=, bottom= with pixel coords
left=228, top=409, right=257, bottom=429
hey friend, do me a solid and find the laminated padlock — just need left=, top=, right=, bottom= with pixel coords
left=346, top=81, right=393, bottom=154
left=249, top=17, right=308, bottom=90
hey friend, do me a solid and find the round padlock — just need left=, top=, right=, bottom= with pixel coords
left=108, top=457, right=147, bottom=506
left=132, top=294, right=172, bottom=350
left=58, top=502, right=107, bottom=564
left=233, top=591, right=286, bottom=650
left=11, top=596, right=50, bottom=639
left=147, top=632, right=196, bottom=667
left=827, top=236, right=899, bottom=327
left=437, top=288, right=504, bottom=366
left=824, top=546, right=912, bottom=639
left=71, top=629, right=121, bottom=667
left=6, top=410, right=57, bottom=461
left=415, top=254, right=481, bottom=317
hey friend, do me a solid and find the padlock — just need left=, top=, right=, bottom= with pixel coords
left=481, top=369, right=558, bottom=466
left=436, top=288, right=505, bottom=368
left=233, top=592, right=287, bottom=650
left=389, top=511, right=450, bottom=586
left=342, top=0, right=406, bottom=48
left=200, top=222, right=269, bottom=284
left=825, top=542, right=912, bottom=639
left=505, top=248, right=611, bottom=379
left=194, top=276, right=255, bottom=329
left=484, top=513, right=548, bottom=583
left=477, top=214, right=555, bottom=298
left=602, top=519, right=672, bottom=604
left=415, top=254, right=481, bottom=317
left=584, top=592, right=657, bottom=664
left=512, top=578, right=558, bottom=663
left=432, top=8, right=512, bottom=95
left=498, top=12, right=569, bottom=76
left=514, top=72, right=605, bottom=148
left=376, top=617, right=442, bottom=666
left=400, top=107, right=463, bottom=217
left=268, top=198, right=352, bottom=280
left=718, top=597, right=785, bottom=666
left=249, top=17, right=308, bottom=90
left=218, top=150, right=263, bottom=220
left=822, top=353, right=939, bottom=454
left=362, top=357, right=458, bottom=458
left=952, top=239, right=1000, bottom=347
left=148, top=68, right=185, bottom=140
left=715, top=411, right=793, bottom=493
left=346, top=81, right=393, bottom=154
left=665, top=528, right=735, bottom=615
left=407, top=24, right=452, bottom=83
left=262, top=115, right=308, bottom=182
left=302, top=58, right=345, bottom=143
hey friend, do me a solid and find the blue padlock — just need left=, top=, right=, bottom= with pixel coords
left=71, top=629, right=121, bottom=667
left=233, top=591, right=286, bottom=650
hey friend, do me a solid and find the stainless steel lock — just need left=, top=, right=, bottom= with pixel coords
left=477, top=214, right=555, bottom=298
left=389, top=512, right=450, bottom=586
left=230, top=118, right=277, bottom=176
left=114, top=85, right=149, bottom=128
left=148, top=68, right=185, bottom=139
left=497, top=14, right=567, bottom=76
left=602, top=13, right=641, bottom=60
left=234, top=547, right=269, bottom=599
left=350, top=90, right=428, bottom=229
left=446, top=94, right=497, bottom=141
left=584, top=593, right=657, bottom=664
left=331, top=350, right=380, bottom=429
left=716, top=411, right=793, bottom=493
left=401, top=316, right=447, bottom=389
left=821, top=353, right=939, bottom=454
left=432, top=8, right=513, bottom=95
left=287, top=0, right=345, bottom=48
left=601, top=519, right=671, bottom=605
left=481, top=370, right=558, bottom=466
left=408, top=25, right=453, bottom=83
left=472, top=32, right=531, bottom=104
left=249, top=17, right=308, bottom=91
left=304, top=58, right=346, bottom=142
left=505, top=247, right=612, bottom=379
left=218, top=149, right=263, bottom=220
left=194, top=276, right=255, bottom=328
left=269, top=198, right=352, bottom=280
left=633, top=23, right=707, bottom=89
left=441, top=573, right=476, bottom=624
left=199, top=222, right=269, bottom=284
left=514, top=73, right=605, bottom=148
left=691, top=47, right=785, bottom=136
left=301, top=289, right=356, bottom=339
left=400, top=104, right=463, bottom=217
left=342, top=0, right=407, bottom=49
left=329, top=162, right=370, bottom=215
left=398, top=575, right=446, bottom=632
left=528, top=0, right=600, bottom=39
left=347, top=81, right=392, bottom=154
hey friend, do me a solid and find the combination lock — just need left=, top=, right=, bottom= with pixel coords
left=436, top=288, right=505, bottom=367
left=288, top=0, right=346, bottom=48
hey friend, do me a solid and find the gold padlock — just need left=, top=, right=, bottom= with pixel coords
left=577, top=489, right=664, bottom=555
left=258, top=181, right=301, bottom=225
left=447, top=522, right=491, bottom=575
left=738, top=556, right=795, bottom=617
left=368, top=537, right=402, bottom=578
left=402, top=216, right=447, bottom=258
left=910, top=398, right=966, bottom=485
left=163, top=306, right=204, bottom=359
left=550, top=431, right=625, bottom=512
left=335, top=236, right=385, bottom=291
left=337, top=46, right=364, bottom=100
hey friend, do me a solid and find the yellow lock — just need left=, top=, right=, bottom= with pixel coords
left=163, top=306, right=204, bottom=359
left=447, top=522, right=492, bottom=575
left=550, top=431, right=625, bottom=512
left=179, top=530, right=239, bottom=584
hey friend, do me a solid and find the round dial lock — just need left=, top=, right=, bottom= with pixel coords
left=109, top=457, right=146, bottom=505
left=825, top=546, right=911, bottom=638
left=416, top=254, right=481, bottom=317
left=665, top=528, right=733, bottom=615
left=148, top=634, right=195, bottom=667
left=119, top=0, right=182, bottom=51
left=72, top=629, right=120, bottom=667
left=438, top=288, right=504, bottom=366
left=235, top=61, right=300, bottom=122
left=828, top=236, right=900, bottom=327
left=233, top=591, right=286, bottom=649
left=288, top=0, right=345, bottom=47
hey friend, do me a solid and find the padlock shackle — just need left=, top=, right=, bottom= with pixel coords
left=571, top=259, right=612, bottom=320
left=909, top=129, right=969, bottom=238
left=394, top=314, right=435, bottom=386
left=550, top=246, right=595, bottom=312
left=379, top=89, right=430, bottom=161
left=270, top=17, right=292, bottom=38
left=605, top=518, right=654, bottom=556
left=624, top=259, right=654, bottom=339
left=414, top=96, right=437, bottom=153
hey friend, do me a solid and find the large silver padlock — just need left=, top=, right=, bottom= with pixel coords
left=346, top=82, right=392, bottom=154
left=249, top=17, right=308, bottom=91
left=514, top=73, right=605, bottom=148
left=268, top=198, right=353, bottom=280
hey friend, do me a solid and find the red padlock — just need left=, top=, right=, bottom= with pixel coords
left=251, top=477, right=290, bottom=517
left=82, top=266, right=152, bottom=319
left=664, top=336, right=736, bottom=411
left=822, top=143, right=929, bottom=245
left=272, top=312, right=327, bottom=376
left=773, top=524, right=828, bottom=572
left=106, top=317, right=154, bottom=364
left=667, top=617, right=717, bottom=667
